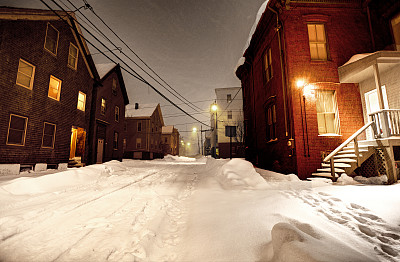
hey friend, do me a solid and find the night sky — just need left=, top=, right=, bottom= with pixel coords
left=2, top=0, right=265, bottom=142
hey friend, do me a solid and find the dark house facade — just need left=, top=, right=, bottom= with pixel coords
left=236, top=0, right=400, bottom=180
left=89, top=63, right=129, bottom=164
left=124, top=103, right=164, bottom=160
left=0, top=7, right=98, bottom=169
left=161, top=125, right=180, bottom=156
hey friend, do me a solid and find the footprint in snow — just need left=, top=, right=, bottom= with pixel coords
left=350, top=203, right=370, bottom=212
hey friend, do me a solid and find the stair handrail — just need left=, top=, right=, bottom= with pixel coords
left=323, top=122, right=374, bottom=163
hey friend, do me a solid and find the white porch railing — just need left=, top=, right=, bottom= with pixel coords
left=369, top=109, right=400, bottom=137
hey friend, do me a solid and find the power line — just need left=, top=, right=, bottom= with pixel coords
left=40, top=0, right=211, bottom=127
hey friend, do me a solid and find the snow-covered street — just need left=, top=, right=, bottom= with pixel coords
left=1, top=156, right=400, bottom=261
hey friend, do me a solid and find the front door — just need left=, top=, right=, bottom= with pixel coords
left=365, top=86, right=389, bottom=139
left=97, top=139, right=104, bottom=163
left=70, top=128, right=77, bottom=159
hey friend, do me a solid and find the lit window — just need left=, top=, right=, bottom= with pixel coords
left=48, top=75, right=62, bottom=101
left=42, top=122, right=56, bottom=148
left=265, top=104, right=276, bottom=141
left=44, top=23, right=59, bottom=55
left=113, top=132, right=118, bottom=149
left=264, top=47, right=273, bottom=82
left=16, top=59, right=35, bottom=89
left=68, top=43, right=79, bottom=69
left=77, top=91, right=86, bottom=111
left=228, top=110, right=232, bottom=119
left=101, top=98, right=106, bottom=115
left=112, top=78, right=117, bottom=95
left=316, top=90, right=340, bottom=134
left=227, top=94, right=232, bottom=102
left=136, top=138, right=142, bottom=149
left=137, top=121, right=142, bottom=132
left=7, top=114, right=28, bottom=146
left=115, top=106, right=120, bottom=122
left=307, top=24, right=328, bottom=60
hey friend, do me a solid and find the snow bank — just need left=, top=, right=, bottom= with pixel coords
left=255, top=168, right=300, bottom=182
left=163, top=155, right=196, bottom=162
left=217, top=159, right=267, bottom=189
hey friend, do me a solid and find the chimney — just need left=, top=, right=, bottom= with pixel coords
left=135, top=103, right=139, bottom=109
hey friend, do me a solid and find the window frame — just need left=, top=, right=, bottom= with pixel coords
left=41, top=122, right=56, bottom=149
left=137, top=121, right=142, bottom=132
left=101, top=98, right=106, bottom=115
left=77, top=91, right=86, bottom=111
left=16, top=59, right=35, bottom=90
left=115, top=106, right=120, bottom=122
left=307, top=23, right=328, bottom=61
left=48, top=75, right=62, bottom=101
left=263, top=47, right=273, bottom=83
left=227, top=110, right=233, bottom=120
left=44, top=22, right=59, bottom=56
left=265, top=103, right=277, bottom=142
left=136, top=138, right=142, bottom=149
left=315, top=89, right=340, bottom=135
left=6, top=114, right=28, bottom=146
left=68, top=42, right=79, bottom=70
left=227, top=94, right=232, bottom=103
left=113, top=131, right=118, bottom=150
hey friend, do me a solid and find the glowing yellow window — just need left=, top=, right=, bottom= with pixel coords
left=101, top=98, right=106, bottom=115
left=77, top=91, right=86, bottom=111
left=48, top=75, right=61, bottom=101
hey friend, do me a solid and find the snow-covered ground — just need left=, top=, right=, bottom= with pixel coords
left=0, top=156, right=399, bottom=261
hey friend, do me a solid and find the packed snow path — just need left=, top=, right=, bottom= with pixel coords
left=0, top=157, right=400, bottom=262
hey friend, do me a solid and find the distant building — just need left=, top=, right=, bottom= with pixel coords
left=124, top=103, right=164, bottom=159
left=236, top=0, right=400, bottom=183
left=89, top=63, right=129, bottom=164
left=211, top=87, right=244, bottom=158
left=161, top=125, right=180, bottom=156
left=0, top=7, right=98, bottom=169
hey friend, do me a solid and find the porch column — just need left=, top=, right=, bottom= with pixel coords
left=373, top=62, right=390, bottom=137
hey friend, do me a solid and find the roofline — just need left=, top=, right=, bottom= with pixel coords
left=100, top=64, right=129, bottom=105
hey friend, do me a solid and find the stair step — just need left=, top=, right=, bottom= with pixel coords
left=321, top=163, right=351, bottom=168
left=329, top=158, right=357, bottom=163
left=312, top=172, right=338, bottom=178
left=337, top=149, right=368, bottom=154
left=334, top=154, right=359, bottom=158
left=317, top=168, right=346, bottom=173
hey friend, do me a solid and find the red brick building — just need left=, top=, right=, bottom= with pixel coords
left=236, top=0, right=377, bottom=179
left=89, top=63, right=129, bottom=164
left=0, top=7, right=98, bottom=169
left=124, top=103, right=164, bottom=160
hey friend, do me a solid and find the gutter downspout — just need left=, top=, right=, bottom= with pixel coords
left=268, top=6, right=289, bottom=138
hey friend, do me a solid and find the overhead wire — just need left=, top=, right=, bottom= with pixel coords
left=40, top=0, right=211, bottom=127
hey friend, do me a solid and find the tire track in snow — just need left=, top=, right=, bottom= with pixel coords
left=282, top=190, right=400, bottom=261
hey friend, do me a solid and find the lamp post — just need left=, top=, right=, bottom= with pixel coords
left=211, top=103, right=218, bottom=158
left=192, top=127, right=200, bottom=155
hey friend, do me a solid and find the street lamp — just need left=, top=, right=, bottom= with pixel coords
left=211, top=103, right=218, bottom=158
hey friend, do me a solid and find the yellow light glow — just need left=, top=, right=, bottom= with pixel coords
left=303, top=84, right=315, bottom=97
left=187, top=142, right=191, bottom=146
left=211, top=104, right=218, bottom=111
left=296, top=80, right=305, bottom=88
left=192, top=127, right=197, bottom=133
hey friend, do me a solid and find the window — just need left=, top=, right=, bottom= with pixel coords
left=113, top=132, right=118, bottom=150
left=137, top=121, right=142, bottom=132
left=16, top=59, right=35, bottom=89
left=7, top=114, right=28, bottom=146
left=165, top=137, right=168, bottom=143
left=391, top=12, right=400, bottom=50
left=265, top=104, right=276, bottom=141
left=227, top=94, right=232, bottom=103
left=44, top=23, right=59, bottom=55
left=68, top=43, right=79, bottom=70
left=48, top=75, right=62, bottom=101
left=115, top=106, right=120, bottom=122
left=264, top=47, right=273, bottom=82
left=77, top=91, right=86, bottom=111
left=123, top=138, right=126, bottom=151
left=42, top=122, right=56, bottom=148
left=112, top=78, right=117, bottom=95
left=228, top=110, right=232, bottom=119
left=136, top=138, right=142, bottom=149
left=307, top=24, right=328, bottom=60
left=316, top=90, right=340, bottom=135
left=101, top=98, right=106, bottom=115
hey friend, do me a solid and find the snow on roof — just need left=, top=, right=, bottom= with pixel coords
left=96, top=63, right=117, bottom=79
left=162, top=125, right=174, bottom=134
left=125, top=103, right=158, bottom=118
left=343, top=53, right=372, bottom=66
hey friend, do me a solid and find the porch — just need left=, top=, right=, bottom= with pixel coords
left=312, top=51, right=400, bottom=184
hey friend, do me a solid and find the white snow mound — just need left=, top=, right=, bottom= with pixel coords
left=217, top=159, right=267, bottom=189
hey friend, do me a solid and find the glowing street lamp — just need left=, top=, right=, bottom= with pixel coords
left=192, top=127, right=197, bottom=133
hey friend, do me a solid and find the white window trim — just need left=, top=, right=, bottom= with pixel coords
left=77, top=91, right=86, bottom=111
left=44, top=22, right=59, bottom=56
left=41, top=122, right=56, bottom=149
left=48, top=75, right=62, bottom=101
left=16, top=58, right=35, bottom=90
left=68, top=42, right=79, bottom=70
left=316, top=90, right=340, bottom=135
left=6, top=114, right=28, bottom=146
